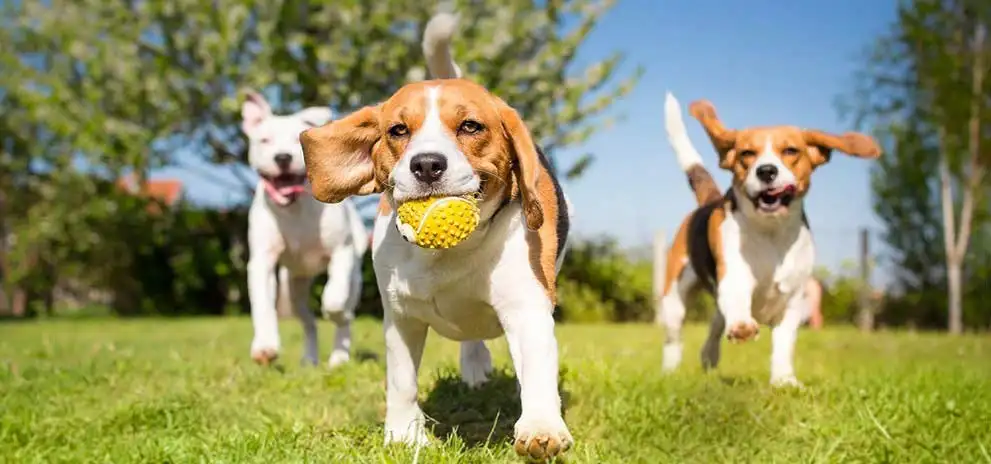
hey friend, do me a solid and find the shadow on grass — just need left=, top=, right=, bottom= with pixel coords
left=421, top=368, right=571, bottom=448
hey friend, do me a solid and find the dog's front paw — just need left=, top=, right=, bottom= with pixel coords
left=513, top=414, right=573, bottom=462
left=327, top=349, right=350, bottom=369
left=384, top=408, right=430, bottom=447
left=771, top=375, right=804, bottom=389
left=250, top=345, right=279, bottom=366
left=726, top=318, right=760, bottom=343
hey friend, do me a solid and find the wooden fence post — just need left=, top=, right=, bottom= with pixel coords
left=857, top=228, right=874, bottom=332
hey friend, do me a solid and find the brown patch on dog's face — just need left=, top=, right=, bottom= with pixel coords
left=725, top=127, right=817, bottom=196
left=430, top=81, right=516, bottom=203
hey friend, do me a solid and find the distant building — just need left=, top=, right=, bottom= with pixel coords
left=115, top=174, right=183, bottom=213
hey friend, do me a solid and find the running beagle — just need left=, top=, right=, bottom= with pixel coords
left=660, top=92, right=881, bottom=386
left=299, top=14, right=573, bottom=461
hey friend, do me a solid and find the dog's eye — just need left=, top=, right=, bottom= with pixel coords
left=459, top=120, right=483, bottom=135
left=740, top=150, right=757, bottom=159
left=782, top=147, right=799, bottom=156
left=388, top=124, right=409, bottom=138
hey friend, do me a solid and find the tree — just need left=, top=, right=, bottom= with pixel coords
left=846, top=0, right=990, bottom=333
left=0, top=0, right=640, bottom=313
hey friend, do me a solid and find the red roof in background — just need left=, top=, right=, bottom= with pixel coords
left=116, top=174, right=183, bottom=212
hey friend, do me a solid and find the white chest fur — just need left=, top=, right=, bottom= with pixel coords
left=720, top=210, right=815, bottom=325
left=250, top=189, right=354, bottom=277
left=372, top=202, right=539, bottom=341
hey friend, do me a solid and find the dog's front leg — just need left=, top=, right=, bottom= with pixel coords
left=716, top=265, right=759, bottom=343
left=247, top=249, right=282, bottom=364
left=383, top=311, right=430, bottom=446
left=770, top=291, right=805, bottom=388
left=499, top=297, right=573, bottom=461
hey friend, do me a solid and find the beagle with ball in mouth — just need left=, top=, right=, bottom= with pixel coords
left=660, top=92, right=881, bottom=386
left=299, top=13, right=573, bottom=461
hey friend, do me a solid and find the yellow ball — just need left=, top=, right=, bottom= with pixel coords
left=395, top=194, right=480, bottom=249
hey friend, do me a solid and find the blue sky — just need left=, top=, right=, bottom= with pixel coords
left=156, top=0, right=898, bottom=284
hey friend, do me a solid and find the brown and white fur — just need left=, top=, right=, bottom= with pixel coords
left=298, top=13, right=573, bottom=461
left=660, top=92, right=881, bottom=386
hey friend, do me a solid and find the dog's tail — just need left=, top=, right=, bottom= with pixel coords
left=665, top=92, right=721, bottom=206
left=422, top=12, right=462, bottom=79
left=344, top=199, right=369, bottom=258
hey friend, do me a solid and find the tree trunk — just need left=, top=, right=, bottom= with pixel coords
left=947, top=261, right=964, bottom=334
left=939, top=21, right=986, bottom=335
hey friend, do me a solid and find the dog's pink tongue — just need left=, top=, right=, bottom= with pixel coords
left=277, top=185, right=305, bottom=196
left=768, top=184, right=796, bottom=196
left=262, top=180, right=294, bottom=205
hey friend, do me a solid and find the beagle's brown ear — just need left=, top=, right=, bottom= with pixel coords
left=300, top=105, right=384, bottom=203
left=802, top=129, right=882, bottom=167
left=689, top=100, right=738, bottom=169
left=496, top=101, right=545, bottom=231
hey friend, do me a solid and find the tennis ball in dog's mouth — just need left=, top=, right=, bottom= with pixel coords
left=395, top=195, right=480, bottom=249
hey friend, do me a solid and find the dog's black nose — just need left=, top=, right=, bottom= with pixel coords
left=410, top=152, right=447, bottom=184
left=756, top=164, right=778, bottom=183
left=274, top=153, right=293, bottom=171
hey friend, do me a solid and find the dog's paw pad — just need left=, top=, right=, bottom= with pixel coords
left=251, top=348, right=279, bottom=366
left=513, top=416, right=573, bottom=462
left=726, top=319, right=760, bottom=343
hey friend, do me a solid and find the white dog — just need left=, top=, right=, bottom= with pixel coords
left=298, top=13, right=574, bottom=461
left=242, top=92, right=368, bottom=368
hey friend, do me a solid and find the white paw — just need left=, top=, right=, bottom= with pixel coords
left=662, top=344, right=683, bottom=373
left=513, top=413, right=573, bottom=461
left=327, top=350, right=350, bottom=368
left=384, top=410, right=430, bottom=447
left=771, top=375, right=804, bottom=389
left=250, top=340, right=280, bottom=365
left=725, top=317, right=760, bottom=343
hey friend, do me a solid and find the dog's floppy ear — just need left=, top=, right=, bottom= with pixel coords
left=300, top=105, right=384, bottom=204
left=242, top=90, right=272, bottom=136
left=802, top=129, right=882, bottom=167
left=689, top=100, right=738, bottom=169
left=297, top=106, right=334, bottom=128
left=496, top=100, right=545, bottom=231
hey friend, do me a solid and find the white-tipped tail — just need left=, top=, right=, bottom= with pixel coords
left=422, top=12, right=462, bottom=79
left=664, top=92, right=704, bottom=172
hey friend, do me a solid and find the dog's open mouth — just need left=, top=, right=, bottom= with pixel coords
left=754, top=184, right=796, bottom=213
left=261, top=173, right=307, bottom=206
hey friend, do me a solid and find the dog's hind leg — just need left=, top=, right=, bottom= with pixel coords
left=701, top=310, right=725, bottom=371
left=288, top=275, right=319, bottom=366
left=321, top=244, right=360, bottom=368
left=661, top=265, right=696, bottom=372
left=460, top=340, right=492, bottom=388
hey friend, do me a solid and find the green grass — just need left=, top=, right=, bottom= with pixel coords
left=1, top=318, right=989, bottom=463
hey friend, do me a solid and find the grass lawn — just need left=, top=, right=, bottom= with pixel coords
left=1, top=318, right=989, bottom=463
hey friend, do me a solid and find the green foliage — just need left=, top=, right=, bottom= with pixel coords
left=813, top=263, right=866, bottom=325
left=844, top=0, right=991, bottom=330
left=556, top=237, right=653, bottom=323
left=0, top=0, right=640, bottom=315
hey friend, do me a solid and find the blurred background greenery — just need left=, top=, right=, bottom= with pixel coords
left=0, top=0, right=988, bottom=331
